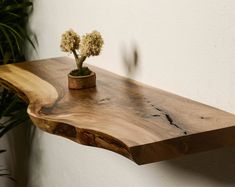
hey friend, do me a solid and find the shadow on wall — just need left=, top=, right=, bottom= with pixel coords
left=25, top=127, right=44, bottom=187
left=0, top=120, right=37, bottom=187
left=163, top=147, right=235, bottom=185
left=13, top=121, right=36, bottom=187
left=121, top=42, right=139, bottom=78
left=121, top=42, right=150, bottom=118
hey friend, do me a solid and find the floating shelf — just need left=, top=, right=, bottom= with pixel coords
left=0, top=57, right=235, bottom=165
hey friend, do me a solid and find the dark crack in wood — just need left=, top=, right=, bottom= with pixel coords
left=165, top=114, right=187, bottom=135
left=152, top=114, right=161, bottom=117
left=145, top=99, right=187, bottom=135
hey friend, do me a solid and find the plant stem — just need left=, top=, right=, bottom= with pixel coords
left=79, top=56, right=86, bottom=70
left=72, top=50, right=86, bottom=71
left=72, top=50, right=79, bottom=68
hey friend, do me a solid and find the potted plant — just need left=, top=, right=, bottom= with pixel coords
left=60, top=29, right=104, bottom=89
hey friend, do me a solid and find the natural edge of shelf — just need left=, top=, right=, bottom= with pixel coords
left=1, top=57, right=235, bottom=165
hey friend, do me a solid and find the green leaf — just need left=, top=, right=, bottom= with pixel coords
left=0, top=2, right=33, bottom=13
left=6, top=12, right=21, bottom=18
left=3, top=52, right=11, bottom=64
left=0, top=44, right=4, bottom=58
left=15, top=24, right=36, bottom=50
left=0, top=23, right=23, bottom=41
left=0, top=95, right=18, bottom=117
left=0, top=26, right=15, bottom=60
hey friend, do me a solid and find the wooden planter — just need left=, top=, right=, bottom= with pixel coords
left=68, top=71, right=96, bottom=89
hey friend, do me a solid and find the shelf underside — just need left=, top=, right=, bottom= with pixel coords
left=0, top=57, right=235, bottom=165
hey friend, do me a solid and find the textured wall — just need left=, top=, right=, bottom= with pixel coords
left=26, top=0, right=235, bottom=186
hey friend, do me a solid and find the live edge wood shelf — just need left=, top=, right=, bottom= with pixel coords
left=1, top=57, right=235, bottom=165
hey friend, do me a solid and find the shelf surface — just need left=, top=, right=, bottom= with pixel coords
left=0, top=57, right=235, bottom=165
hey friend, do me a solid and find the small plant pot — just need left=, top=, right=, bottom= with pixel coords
left=68, top=71, right=96, bottom=90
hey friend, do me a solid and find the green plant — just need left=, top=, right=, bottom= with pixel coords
left=0, top=0, right=34, bottom=136
left=0, top=0, right=35, bottom=182
left=0, top=0, right=35, bottom=65
left=0, top=89, right=29, bottom=180
left=0, top=150, right=15, bottom=181
left=0, top=90, right=29, bottom=137
left=60, top=29, right=104, bottom=76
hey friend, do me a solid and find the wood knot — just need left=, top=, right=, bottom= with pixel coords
left=200, top=116, right=210, bottom=120
left=53, top=124, right=77, bottom=138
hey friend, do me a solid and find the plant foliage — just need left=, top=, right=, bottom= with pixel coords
left=0, top=90, right=29, bottom=138
left=0, top=0, right=34, bottom=137
left=0, top=0, right=35, bottom=182
left=0, top=0, right=35, bottom=65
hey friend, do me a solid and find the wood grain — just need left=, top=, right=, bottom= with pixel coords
left=0, top=57, right=235, bottom=164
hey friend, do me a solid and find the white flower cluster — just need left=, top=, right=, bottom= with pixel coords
left=80, top=31, right=104, bottom=57
left=60, top=29, right=104, bottom=58
left=60, top=29, right=80, bottom=52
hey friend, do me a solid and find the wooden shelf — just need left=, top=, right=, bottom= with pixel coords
left=1, top=57, right=235, bottom=165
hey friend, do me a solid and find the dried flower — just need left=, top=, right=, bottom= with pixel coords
left=60, top=29, right=104, bottom=74
left=80, top=31, right=104, bottom=57
left=60, top=29, right=80, bottom=52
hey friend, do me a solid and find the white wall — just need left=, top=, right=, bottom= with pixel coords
left=26, top=0, right=235, bottom=187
